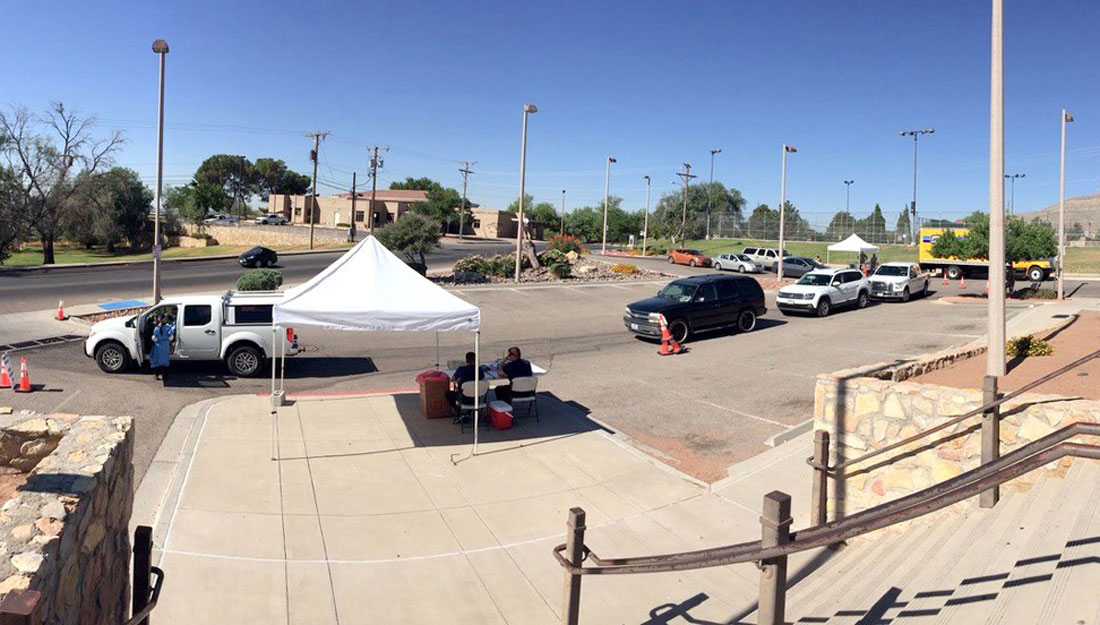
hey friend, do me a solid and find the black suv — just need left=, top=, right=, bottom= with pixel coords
left=238, top=246, right=278, bottom=268
left=623, top=274, right=767, bottom=343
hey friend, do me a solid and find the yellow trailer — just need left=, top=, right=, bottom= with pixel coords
left=918, top=227, right=1053, bottom=281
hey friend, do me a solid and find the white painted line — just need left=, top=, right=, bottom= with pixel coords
left=508, top=288, right=529, bottom=296
left=667, top=389, right=787, bottom=427
left=160, top=399, right=221, bottom=553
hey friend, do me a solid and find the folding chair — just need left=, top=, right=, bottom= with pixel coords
left=457, top=380, right=490, bottom=432
left=509, top=376, right=539, bottom=422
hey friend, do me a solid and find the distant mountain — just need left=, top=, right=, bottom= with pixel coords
left=1018, top=193, right=1100, bottom=232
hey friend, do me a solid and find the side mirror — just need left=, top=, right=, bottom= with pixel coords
left=831, top=280, right=841, bottom=287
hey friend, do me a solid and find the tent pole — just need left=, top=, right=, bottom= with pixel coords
left=435, top=332, right=440, bottom=370
left=474, top=330, right=480, bottom=456
left=279, top=326, right=287, bottom=395
left=270, top=325, right=278, bottom=462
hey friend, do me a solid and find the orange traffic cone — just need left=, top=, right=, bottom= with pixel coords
left=14, top=357, right=31, bottom=393
left=0, top=353, right=11, bottom=389
left=942, top=274, right=949, bottom=286
left=984, top=281, right=990, bottom=295
left=56, top=300, right=67, bottom=321
left=959, top=275, right=967, bottom=290
left=658, top=314, right=683, bottom=356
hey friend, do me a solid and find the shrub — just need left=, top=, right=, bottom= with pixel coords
left=537, top=248, right=569, bottom=267
left=336, top=222, right=351, bottom=228
left=453, top=255, right=491, bottom=275
left=549, top=262, right=572, bottom=278
left=1006, top=335, right=1053, bottom=357
left=237, top=268, right=283, bottom=291
left=1015, top=287, right=1057, bottom=300
left=484, top=252, right=531, bottom=278
left=548, top=233, right=586, bottom=255
left=610, top=262, right=641, bottom=275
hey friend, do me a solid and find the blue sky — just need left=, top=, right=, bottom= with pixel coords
left=4, top=1, right=1100, bottom=225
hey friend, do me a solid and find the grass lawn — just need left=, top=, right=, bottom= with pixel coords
left=3, top=241, right=354, bottom=267
left=645, top=238, right=1100, bottom=273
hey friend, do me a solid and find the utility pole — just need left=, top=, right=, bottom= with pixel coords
left=676, top=163, right=696, bottom=247
left=459, top=160, right=475, bottom=239
left=351, top=171, right=357, bottom=241
left=306, top=131, right=329, bottom=250
left=560, top=189, right=566, bottom=236
left=708, top=148, right=721, bottom=239
left=1058, top=110, right=1073, bottom=300
left=367, top=145, right=388, bottom=236
left=601, top=156, right=616, bottom=253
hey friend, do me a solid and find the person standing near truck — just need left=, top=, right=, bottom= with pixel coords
left=150, top=314, right=175, bottom=381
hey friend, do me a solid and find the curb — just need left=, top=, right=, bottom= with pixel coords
left=0, top=247, right=351, bottom=274
left=764, top=419, right=814, bottom=447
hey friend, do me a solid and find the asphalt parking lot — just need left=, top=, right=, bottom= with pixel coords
left=2, top=273, right=1035, bottom=484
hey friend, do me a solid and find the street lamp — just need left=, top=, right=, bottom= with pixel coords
left=151, top=38, right=169, bottom=304
left=844, top=180, right=854, bottom=214
left=1058, top=110, right=1074, bottom=300
left=900, top=128, right=935, bottom=243
left=778, top=144, right=796, bottom=279
left=642, top=175, right=651, bottom=256
left=601, top=156, right=617, bottom=254
left=1004, top=173, right=1025, bottom=215
left=515, top=104, right=537, bottom=282
left=987, top=0, right=1006, bottom=382
left=560, top=189, right=566, bottom=236
left=708, top=148, right=721, bottom=239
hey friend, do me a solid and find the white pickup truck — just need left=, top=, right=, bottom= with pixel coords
left=84, top=291, right=298, bottom=377
left=868, top=262, right=930, bottom=302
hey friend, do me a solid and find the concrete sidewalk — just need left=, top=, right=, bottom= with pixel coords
left=135, top=392, right=821, bottom=624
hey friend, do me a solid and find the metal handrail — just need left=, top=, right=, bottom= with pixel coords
left=812, top=345, right=1100, bottom=474
left=122, top=566, right=164, bottom=625
left=554, top=422, right=1100, bottom=576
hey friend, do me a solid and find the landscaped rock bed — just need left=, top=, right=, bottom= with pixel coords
left=434, top=256, right=672, bottom=285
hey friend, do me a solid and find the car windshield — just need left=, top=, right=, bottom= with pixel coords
left=796, top=273, right=833, bottom=286
left=736, top=254, right=752, bottom=262
left=808, top=258, right=827, bottom=268
left=874, top=266, right=908, bottom=277
left=657, top=282, right=698, bottom=302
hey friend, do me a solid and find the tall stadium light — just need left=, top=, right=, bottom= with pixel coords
left=515, top=104, right=537, bottom=282
left=1004, top=173, right=1025, bottom=215
left=151, top=39, right=169, bottom=304
left=642, top=175, right=651, bottom=256
left=708, top=148, right=721, bottom=239
left=900, top=128, right=935, bottom=242
left=601, top=156, right=617, bottom=253
left=1058, top=110, right=1073, bottom=300
left=778, top=144, right=797, bottom=279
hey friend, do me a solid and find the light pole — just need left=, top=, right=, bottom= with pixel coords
left=844, top=180, right=854, bottom=213
left=1004, top=173, right=1025, bottom=215
left=642, top=175, right=651, bottom=256
left=601, top=156, right=617, bottom=254
left=151, top=39, right=169, bottom=305
left=1058, top=110, right=1073, bottom=300
left=516, top=104, right=537, bottom=282
left=560, top=189, right=566, bottom=236
left=900, top=128, right=934, bottom=243
left=708, top=148, right=721, bottom=239
left=987, top=0, right=1006, bottom=380
left=778, top=144, right=796, bottom=279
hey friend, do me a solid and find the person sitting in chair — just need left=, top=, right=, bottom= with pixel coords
left=449, top=351, right=483, bottom=417
left=494, top=346, right=532, bottom=403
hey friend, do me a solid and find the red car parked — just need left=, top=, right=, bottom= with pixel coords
left=667, top=249, right=712, bottom=267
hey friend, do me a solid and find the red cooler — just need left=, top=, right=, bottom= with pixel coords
left=488, top=401, right=513, bottom=430
left=415, top=370, right=451, bottom=419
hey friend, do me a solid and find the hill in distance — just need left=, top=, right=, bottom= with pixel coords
left=1019, top=193, right=1100, bottom=233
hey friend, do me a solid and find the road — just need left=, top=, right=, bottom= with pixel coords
left=0, top=238, right=514, bottom=315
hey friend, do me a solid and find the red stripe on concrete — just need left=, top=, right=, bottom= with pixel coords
left=257, top=388, right=418, bottom=399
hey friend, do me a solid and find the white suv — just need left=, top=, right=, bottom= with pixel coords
left=776, top=268, right=870, bottom=317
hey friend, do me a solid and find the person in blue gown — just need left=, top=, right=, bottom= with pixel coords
left=150, top=313, right=175, bottom=380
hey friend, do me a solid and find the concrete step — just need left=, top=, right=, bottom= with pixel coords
left=783, top=532, right=895, bottom=618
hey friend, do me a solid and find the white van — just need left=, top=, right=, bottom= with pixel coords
left=84, top=291, right=298, bottom=377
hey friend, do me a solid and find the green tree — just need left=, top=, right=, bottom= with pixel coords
left=89, top=168, right=152, bottom=251
left=855, top=204, right=887, bottom=243
left=895, top=207, right=912, bottom=242
left=194, top=154, right=254, bottom=216
left=563, top=206, right=602, bottom=242
left=376, top=212, right=441, bottom=269
left=932, top=212, right=1057, bottom=262
left=389, top=177, right=468, bottom=232
left=745, top=204, right=778, bottom=240
left=0, top=165, right=29, bottom=263
left=826, top=211, right=857, bottom=241
left=652, top=182, right=746, bottom=241
left=165, top=182, right=231, bottom=229
left=253, top=158, right=310, bottom=200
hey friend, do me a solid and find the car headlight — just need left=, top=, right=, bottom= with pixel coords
left=893, top=283, right=905, bottom=291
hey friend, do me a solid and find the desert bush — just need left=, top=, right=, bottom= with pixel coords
left=1006, top=335, right=1053, bottom=357
left=548, top=233, right=586, bottom=255
left=537, top=248, right=569, bottom=267
left=1014, top=287, right=1057, bottom=300
left=610, top=262, right=641, bottom=275
left=453, top=255, right=491, bottom=274
left=237, top=268, right=283, bottom=291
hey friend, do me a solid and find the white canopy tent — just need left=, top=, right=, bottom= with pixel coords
left=826, top=234, right=880, bottom=264
left=269, top=236, right=485, bottom=454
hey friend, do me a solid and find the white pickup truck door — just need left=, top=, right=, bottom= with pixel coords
left=177, top=304, right=220, bottom=359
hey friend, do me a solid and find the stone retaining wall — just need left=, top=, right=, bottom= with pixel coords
left=0, top=412, right=134, bottom=625
left=813, top=340, right=1100, bottom=522
left=182, top=224, right=346, bottom=247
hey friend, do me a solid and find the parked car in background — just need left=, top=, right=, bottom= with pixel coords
left=741, top=247, right=789, bottom=270
left=667, top=249, right=712, bottom=267
left=238, top=246, right=279, bottom=268
left=204, top=214, right=240, bottom=225
left=776, top=268, right=869, bottom=317
left=774, top=256, right=826, bottom=278
left=255, top=213, right=288, bottom=225
left=713, top=253, right=762, bottom=273
left=623, top=274, right=767, bottom=343
left=870, top=262, right=930, bottom=302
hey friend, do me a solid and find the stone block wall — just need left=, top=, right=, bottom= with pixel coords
left=180, top=223, right=346, bottom=248
left=813, top=346, right=1100, bottom=522
left=0, top=413, right=134, bottom=625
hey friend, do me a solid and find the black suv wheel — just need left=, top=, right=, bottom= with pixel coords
left=668, top=319, right=689, bottom=343
left=737, top=310, right=757, bottom=333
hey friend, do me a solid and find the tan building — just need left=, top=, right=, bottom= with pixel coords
left=269, top=189, right=429, bottom=228
left=468, top=208, right=547, bottom=240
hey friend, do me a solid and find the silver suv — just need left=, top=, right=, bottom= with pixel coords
left=740, top=246, right=789, bottom=270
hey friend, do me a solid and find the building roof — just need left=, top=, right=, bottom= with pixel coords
left=335, top=189, right=429, bottom=202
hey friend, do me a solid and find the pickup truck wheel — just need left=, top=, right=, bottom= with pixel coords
left=901, top=288, right=910, bottom=303
left=94, top=342, right=131, bottom=373
left=856, top=291, right=869, bottom=309
left=737, top=310, right=757, bottom=333
left=227, top=344, right=263, bottom=377
left=668, top=319, right=689, bottom=344
left=1027, top=266, right=1045, bottom=282
left=946, top=265, right=963, bottom=280
left=816, top=298, right=831, bottom=317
